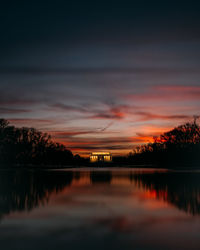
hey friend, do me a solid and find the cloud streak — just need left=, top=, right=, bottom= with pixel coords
left=0, top=108, right=31, bottom=114
left=1, top=67, right=200, bottom=76
left=134, top=112, right=191, bottom=122
left=125, top=85, right=200, bottom=102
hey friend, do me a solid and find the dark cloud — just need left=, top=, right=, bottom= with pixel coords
left=134, top=112, right=191, bottom=122
left=0, top=98, right=38, bottom=106
left=8, top=118, right=52, bottom=124
left=51, top=103, right=126, bottom=120
left=89, top=113, right=124, bottom=120
left=51, top=102, right=193, bottom=122
left=51, top=122, right=115, bottom=138
left=100, top=122, right=114, bottom=132
left=51, top=103, right=90, bottom=114
left=0, top=108, right=31, bottom=114
left=68, top=145, right=133, bottom=151
left=0, top=67, right=200, bottom=76
left=52, top=135, right=148, bottom=148
left=51, top=129, right=113, bottom=138
left=125, top=85, right=200, bottom=102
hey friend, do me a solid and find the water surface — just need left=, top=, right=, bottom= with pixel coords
left=0, top=168, right=200, bottom=250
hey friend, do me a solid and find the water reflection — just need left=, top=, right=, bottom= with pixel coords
left=0, top=169, right=200, bottom=218
left=0, top=170, right=73, bottom=217
left=132, top=172, right=200, bottom=215
left=90, top=171, right=112, bottom=184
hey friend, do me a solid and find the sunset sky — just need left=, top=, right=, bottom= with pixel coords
left=1, top=1, right=200, bottom=156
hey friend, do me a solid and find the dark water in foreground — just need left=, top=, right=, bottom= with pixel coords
left=0, top=168, right=200, bottom=250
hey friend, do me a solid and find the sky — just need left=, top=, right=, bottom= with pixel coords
left=1, top=0, right=200, bottom=156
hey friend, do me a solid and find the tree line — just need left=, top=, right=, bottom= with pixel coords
left=0, top=119, right=79, bottom=165
left=1, top=118, right=200, bottom=167
left=128, top=120, right=200, bottom=166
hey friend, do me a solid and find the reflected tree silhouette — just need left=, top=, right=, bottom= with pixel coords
left=131, top=172, right=200, bottom=215
left=0, top=170, right=73, bottom=218
left=0, top=170, right=200, bottom=221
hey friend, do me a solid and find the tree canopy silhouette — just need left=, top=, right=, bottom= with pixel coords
left=128, top=120, right=200, bottom=166
left=0, top=119, right=74, bottom=165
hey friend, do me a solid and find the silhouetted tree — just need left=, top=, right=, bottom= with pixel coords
left=128, top=120, right=200, bottom=166
left=0, top=119, right=74, bottom=166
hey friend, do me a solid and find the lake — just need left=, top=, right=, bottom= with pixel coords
left=0, top=168, right=200, bottom=250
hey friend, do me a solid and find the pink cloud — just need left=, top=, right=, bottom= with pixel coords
left=125, top=85, right=200, bottom=102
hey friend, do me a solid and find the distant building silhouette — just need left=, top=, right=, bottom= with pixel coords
left=90, top=152, right=112, bottom=163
